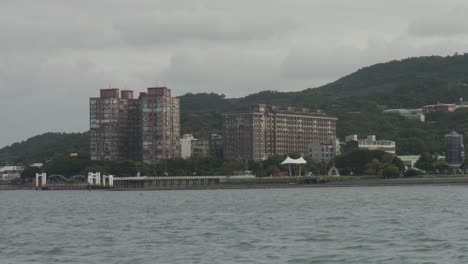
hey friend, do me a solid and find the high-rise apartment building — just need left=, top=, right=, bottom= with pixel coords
left=90, top=87, right=180, bottom=163
left=223, top=104, right=337, bottom=160
left=139, top=88, right=181, bottom=163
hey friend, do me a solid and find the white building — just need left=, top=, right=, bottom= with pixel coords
left=0, top=166, right=24, bottom=181
left=180, top=134, right=197, bottom=159
left=309, top=139, right=340, bottom=162
left=345, top=135, right=396, bottom=154
left=30, top=163, right=44, bottom=168
left=383, top=108, right=425, bottom=122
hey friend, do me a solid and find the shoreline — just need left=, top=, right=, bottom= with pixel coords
left=2, top=176, right=468, bottom=191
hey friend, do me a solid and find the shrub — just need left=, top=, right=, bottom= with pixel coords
left=403, top=168, right=422, bottom=177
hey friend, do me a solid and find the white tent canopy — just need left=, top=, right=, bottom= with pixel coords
left=280, top=156, right=308, bottom=176
left=281, top=156, right=308, bottom=165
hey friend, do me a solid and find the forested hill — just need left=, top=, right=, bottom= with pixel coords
left=3, top=54, right=468, bottom=164
left=0, top=133, right=89, bottom=164
left=182, top=54, right=468, bottom=113
left=181, top=54, right=468, bottom=155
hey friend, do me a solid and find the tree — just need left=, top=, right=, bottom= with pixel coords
left=382, top=165, right=400, bottom=178
left=415, top=153, right=436, bottom=172
left=391, top=156, right=405, bottom=173
left=220, top=160, right=247, bottom=175
left=21, top=166, right=42, bottom=179
left=435, top=160, right=450, bottom=173
left=404, top=169, right=422, bottom=177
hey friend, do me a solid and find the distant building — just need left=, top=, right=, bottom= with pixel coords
left=383, top=108, right=425, bottom=122
left=192, top=139, right=210, bottom=157
left=445, top=130, right=465, bottom=167
left=30, top=163, right=43, bottom=168
left=223, top=104, right=337, bottom=160
left=209, top=133, right=224, bottom=159
left=90, top=87, right=180, bottom=164
left=180, top=134, right=197, bottom=159
left=309, top=139, right=340, bottom=162
left=0, top=166, right=23, bottom=181
left=344, top=135, right=396, bottom=154
left=422, top=104, right=456, bottom=113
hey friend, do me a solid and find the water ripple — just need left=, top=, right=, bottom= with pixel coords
left=1, top=186, right=468, bottom=263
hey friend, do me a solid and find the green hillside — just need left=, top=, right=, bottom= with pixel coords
left=3, top=54, right=468, bottom=164
left=0, top=132, right=89, bottom=164
left=181, top=54, right=468, bottom=154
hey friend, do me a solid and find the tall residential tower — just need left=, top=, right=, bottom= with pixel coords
left=90, top=87, right=180, bottom=164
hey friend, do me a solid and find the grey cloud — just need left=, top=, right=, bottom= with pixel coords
left=409, top=7, right=468, bottom=37
left=2, top=0, right=468, bottom=148
left=116, top=15, right=295, bottom=46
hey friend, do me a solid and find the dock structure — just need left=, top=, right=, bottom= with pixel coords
left=34, top=173, right=256, bottom=190
left=112, top=175, right=254, bottom=189
left=34, top=172, right=115, bottom=190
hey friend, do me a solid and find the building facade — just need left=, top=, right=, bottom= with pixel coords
left=445, top=130, right=465, bottom=167
left=0, top=166, right=24, bottom=181
left=139, top=88, right=180, bottom=163
left=180, top=134, right=196, bottom=159
left=423, top=104, right=456, bottom=113
left=309, top=139, right=340, bottom=162
left=209, top=133, right=224, bottom=159
left=223, top=104, right=337, bottom=160
left=383, top=108, right=425, bottom=122
left=90, top=87, right=180, bottom=163
left=192, top=139, right=210, bottom=157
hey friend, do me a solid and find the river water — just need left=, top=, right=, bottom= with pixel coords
left=1, top=186, right=468, bottom=264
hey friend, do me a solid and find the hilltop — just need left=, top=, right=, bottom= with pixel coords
left=3, top=54, right=468, bottom=164
left=0, top=132, right=89, bottom=164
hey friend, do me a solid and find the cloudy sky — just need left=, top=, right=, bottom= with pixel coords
left=2, top=0, right=468, bottom=147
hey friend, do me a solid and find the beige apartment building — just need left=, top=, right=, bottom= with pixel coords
left=223, top=104, right=337, bottom=160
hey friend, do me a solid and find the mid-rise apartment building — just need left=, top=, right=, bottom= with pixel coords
left=90, top=87, right=180, bottom=163
left=309, top=139, right=340, bottom=162
left=192, top=139, right=210, bottom=157
left=223, top=104, right=337, bottom=160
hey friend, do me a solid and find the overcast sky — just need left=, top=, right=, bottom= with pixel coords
left=2, top=0, right=468, bottom=148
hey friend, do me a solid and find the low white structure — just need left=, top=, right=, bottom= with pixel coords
left=30, top=163, right=44, bottom=168
left=398, top=155, right=420, bottom=170
left=328, top=167, right=340, bottom=176
left=1, top=166, right=24, bottom=181
left=102, top=175, right=114, bottom=187
left=87, top=172, right=101, bottom=185
left=35, top=173, right=47, bottom=187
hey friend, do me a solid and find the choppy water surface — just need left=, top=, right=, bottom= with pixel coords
left=2, top=187, right=468, bottom=264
